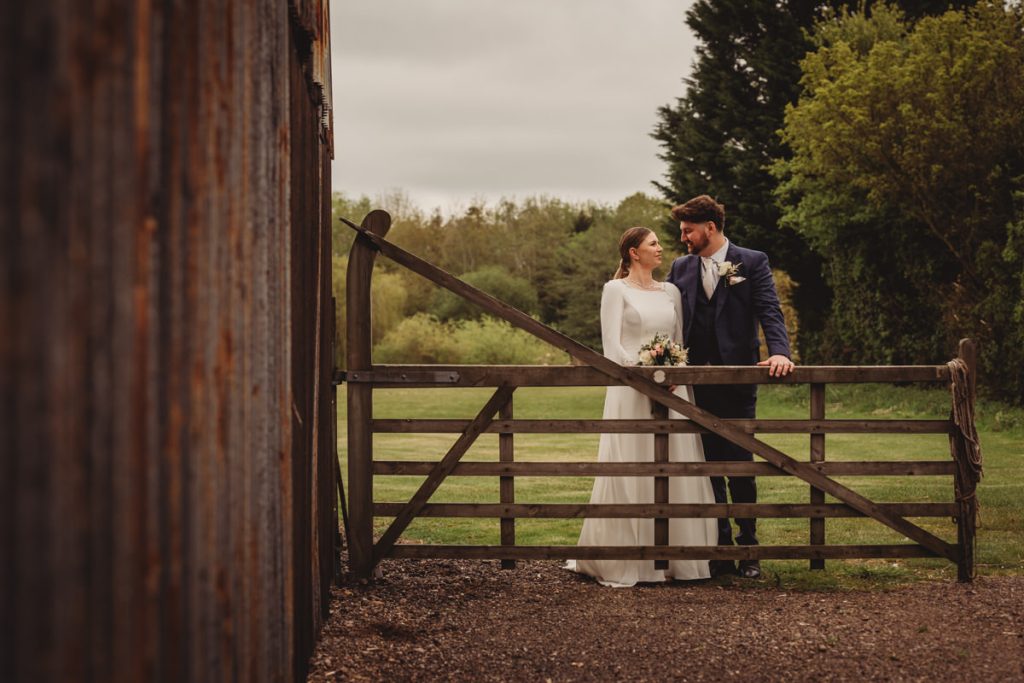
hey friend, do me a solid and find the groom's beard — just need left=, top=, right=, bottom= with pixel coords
left=684, top=236, right=707, bottom=254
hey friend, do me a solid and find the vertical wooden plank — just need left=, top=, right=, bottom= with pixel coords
left=156, top=2, right=196, bottom=677
left=499, top=393, right=515, bottom=569
left=346, top=211, right=391, bottom=579
left=0, top=1, right=17, bottom=676
left=809, top=383, right=826, bottom=570
left=330, top=299, right=344, bottom=584
left=653, top=402, right=668, bottom=571
left=288, top=19, right=316, bottom=669
left=319, top=148, right=336, bottom=613
left=266, top=2, right=291, bottom=670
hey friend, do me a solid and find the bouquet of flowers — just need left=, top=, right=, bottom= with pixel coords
left=636, top=333, right=688, bottom=366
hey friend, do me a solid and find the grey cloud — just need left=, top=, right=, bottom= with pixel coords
left=330, top=0, right=697, bottom=211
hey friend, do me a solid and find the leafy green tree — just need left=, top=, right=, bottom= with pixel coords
left=775, top=2, right=1024, bottom=400
left=333, top=192, right=617, bottom=360
left=544, top=193, right=670, bottom=350
left=488, top=197, right=583, bottom=284
left=430, top=265, right=540, bottom=321
left=382, top=196, right=581, bottom=319
left=331, top=192, right=373, bottom=257
left=652, top=0, right=977, bottom=355
left=653, top=0, right=842, bottom=345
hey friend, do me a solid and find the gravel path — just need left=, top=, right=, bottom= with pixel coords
left=308, top=559, right=1023, bottom=682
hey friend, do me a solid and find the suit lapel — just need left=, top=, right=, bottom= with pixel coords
left=714, top=243, right=741, bottom=320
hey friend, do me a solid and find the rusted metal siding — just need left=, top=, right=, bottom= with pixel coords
left=1, top=2, right=336, bottom=682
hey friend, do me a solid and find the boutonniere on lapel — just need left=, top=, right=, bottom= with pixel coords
left=717, top=260, right=746, bottom=286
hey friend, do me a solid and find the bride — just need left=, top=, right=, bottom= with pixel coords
left=568, top=226, right=717, bottom=586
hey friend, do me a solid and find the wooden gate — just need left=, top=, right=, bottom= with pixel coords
left=342, top=210, right=981, bottom=582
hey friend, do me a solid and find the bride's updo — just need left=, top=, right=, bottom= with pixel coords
left=614, top=226, right=653, bottom=279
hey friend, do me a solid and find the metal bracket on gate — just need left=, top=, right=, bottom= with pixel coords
left=343, top=370, right=461, bottom=385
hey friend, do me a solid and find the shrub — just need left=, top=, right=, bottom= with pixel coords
left=452, top=317, right=563, bottom=365
left=431, top=265, right=539, bottom=321
left=373, top=314, right=562, bottom=365
left=373, top=313, right=461, bottom=364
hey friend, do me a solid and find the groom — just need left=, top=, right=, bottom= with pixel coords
left=666, top=195, right=794, bottom=579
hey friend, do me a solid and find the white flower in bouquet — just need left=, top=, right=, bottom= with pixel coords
left=636, top=333, right=688, bottom=367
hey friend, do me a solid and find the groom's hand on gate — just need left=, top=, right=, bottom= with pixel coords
left=758, top=354, right=795, bottom=378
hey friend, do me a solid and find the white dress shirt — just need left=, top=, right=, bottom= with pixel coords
left=700, top=239, right=730, bottom=299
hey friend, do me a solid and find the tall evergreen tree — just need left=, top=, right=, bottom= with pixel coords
left=775, top=3, right=1024, bottom=400
left=652, top=0, right=975, bottom=356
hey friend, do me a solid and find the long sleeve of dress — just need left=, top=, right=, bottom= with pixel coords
left=667, top=285, right=684, bottom=346
left=600, top=281, right=632, bottom=365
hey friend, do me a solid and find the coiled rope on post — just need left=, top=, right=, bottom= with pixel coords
left=947, top=358, right=983, bottom=491
left=947, top=358, right=982, bottom=578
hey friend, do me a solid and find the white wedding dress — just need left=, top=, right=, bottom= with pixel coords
left=568, top=279, right=717, bottom=586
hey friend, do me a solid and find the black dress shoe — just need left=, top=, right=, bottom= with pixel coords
left=738, top=560, right=762, bottom=579
left=710, top=560, right=737, bottom=577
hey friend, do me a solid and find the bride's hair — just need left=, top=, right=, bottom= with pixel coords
left=614, top=227, right=653, bottom=279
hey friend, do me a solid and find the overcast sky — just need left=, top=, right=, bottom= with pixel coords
left=329, top=0, right=699, bottom=214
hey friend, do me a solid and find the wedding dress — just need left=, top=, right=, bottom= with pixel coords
left=568, top=278, right=717, bottom=586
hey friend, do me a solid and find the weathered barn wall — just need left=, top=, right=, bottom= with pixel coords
left=1, top=1, right=336, bottom=681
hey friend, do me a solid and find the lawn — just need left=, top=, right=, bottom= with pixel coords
left=337, top=378, right=1023, bottom=587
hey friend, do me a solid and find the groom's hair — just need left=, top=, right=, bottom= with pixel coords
left=671, top=195, right=725, bottom=232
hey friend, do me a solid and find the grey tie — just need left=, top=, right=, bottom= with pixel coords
left=701, top=257, right=716, bottom=299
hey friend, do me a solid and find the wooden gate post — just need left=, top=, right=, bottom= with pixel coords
left=954, top=338, right=979, bottom=582
left=653, top=401, right=669, bottom=570
left=809, top=383, right=826, bottom=570
left=346, top=210, right=392, bottom=579
left=500, top=393, right=516, bottom=569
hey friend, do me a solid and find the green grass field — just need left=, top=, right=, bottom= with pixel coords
left=338, top=380, right=1023, bottom=588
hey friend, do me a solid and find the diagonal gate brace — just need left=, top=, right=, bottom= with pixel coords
left=344, top=215, right=957, bottom=562
left=372, top=384, right=515, bottom=565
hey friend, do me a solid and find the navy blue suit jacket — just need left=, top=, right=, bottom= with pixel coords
left=666, top=242, right=791, bottom=365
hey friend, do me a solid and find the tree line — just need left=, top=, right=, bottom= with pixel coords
left=336, top=1, right=1024, bottom=404
left=654, top=0, right=1022, bottom=403
left=332, top=192, right=722, bottom=366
